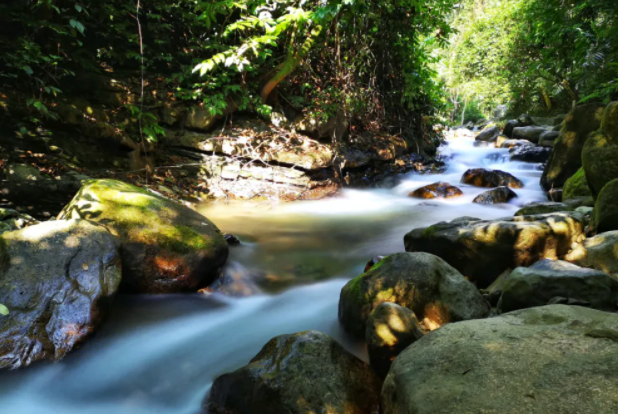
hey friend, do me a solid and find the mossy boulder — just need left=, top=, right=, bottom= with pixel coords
left=338, top=253, right=489, bottom=339
left=0, top=220, right=121, bottom=369
left=475, top=126, right=501, bottom=142
left=404, top=212, right=586, bottom=288
left=564, top=167, right=592, bottom=200
left=58, top=179, right=228, bottom=293
left=208, top=331, right=381, bottom=414
left=512, top=126, right=548, bottom=143
left=382, top=305, right=618, bottom=414
left=541, top=103, right=605, bottom=190
left=582, top=101, right=618, bottom=197
left=497, top=260, right=618, bottom=313
left=593, top=178, right=618, bottom=233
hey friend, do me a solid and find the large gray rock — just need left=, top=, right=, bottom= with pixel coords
left=404, top=212, right=585, bottom=288
left=58, top=179, right=228, bottom=293
left=541, top=103, right=605, bottom=190
left=382, top=305, right=618, bottom=414
left=512, top=126, right=548, bottom=143
left=208, top=331, right=381, bottom=414
left=497, top=260, right=618, bottom=313
left=366, top=302, right=424, bottom=378
left=568, top=231, right=618, bottom=275
left=475, top=126, right=502, bottom=142
left=338, top=253, right=489, bottom=339
left=0, top=220, right=122, bottom=369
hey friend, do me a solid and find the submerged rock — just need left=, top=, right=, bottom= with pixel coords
left=515, top=202, right=574, bottom=216
left=409, top=182, right=463, bottom=199
left=404, top=212, right=585, bottom=288
left=0, top=220, right=122, bottom=369
left=509, top=144, right=551, bottom=163
left=497, top=260, right=618, bottom=313
left=461, top=168, right=524, bottom=189
left=382, top=305, right=618, bottom=414
left=582, top=101, right=618, bottom=197
left=541, top=103, right=605, bottom=190
left=208, top=331, right=381, bottom=414
left=58, top=179, right=228, bottom=293
left=473, top=186, right=517, bottom=204
left=366, top=302, right=424, bottom=378
left=223, top=234, right=241, bottom=246
left=593, top=178, right=618, bottom=232
left=568, top=231, right=618, bottom=275
left=338, top=253, right=489, bottom=339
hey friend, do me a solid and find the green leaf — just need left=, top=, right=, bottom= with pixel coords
left=75, top=4, right=83, bottom=13
left=0, top=304, right=8, bottom=316
left=70, top=19, right=86, bottom=35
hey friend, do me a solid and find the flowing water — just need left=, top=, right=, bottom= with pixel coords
left=0, top=132, right=547, bottom=414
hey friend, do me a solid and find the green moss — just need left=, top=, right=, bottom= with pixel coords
left=423, top=225, right=439, bottom=238
left=140, top=225, right=213, bottom=255
left=564, top=168, right=592, bottom=200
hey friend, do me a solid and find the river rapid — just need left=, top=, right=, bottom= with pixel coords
left=0, top=133, right=547, bottom=414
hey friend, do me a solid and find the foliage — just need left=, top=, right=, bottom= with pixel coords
left=0, top=304, right=8, bottom=316
left=0, top=0, right=458, bottom=143
left=439, top=0, right=618, bottom=121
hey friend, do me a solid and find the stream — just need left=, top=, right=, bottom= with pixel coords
left=0, top=133, right=547, bottom=414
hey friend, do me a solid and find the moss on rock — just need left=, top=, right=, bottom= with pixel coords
left=58, top=179, right=228, bottom=293
left=593, top=178, right=618, bottom=233
left=563, top=167, right=592, bottom=200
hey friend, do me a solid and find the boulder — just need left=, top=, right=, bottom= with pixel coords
left=541, top=103, right=605, bottom=190
left=473, top=186, right=517, bottom=205
left=582, top=101, right=618, bottom=197
left=503, top=120, right=518, bottom=138
left=497, top=260, right=618, bottom=313
left=404, top=212, right=585, bottom=288
left=461, top=168, right=524, bottom=189
left=364, top=256, right=386, bottom=272
left=208, top=331, right=381, bottom=414
left=409, top=182, right=463, bottom=199
left=512, top=126, right=548, bottom=143
left=475, top=126, right=501, bottom=142
left=338, top=253, right=489, bottom=339
left=593, top=178, right=618, bottom=232
left=514, top=202, right=574, bottom=216
left=503, top=114, right=535, bottom=138
left=58, top=179, right=228, bottom=293
left=568, top=231, right=618, bottom=275
left=539, top=130, right=560, bottom=147
left=366, top=302, right=424, bottom=378
left=381, top=305, right=618, bottom=414
left=509, top=144, right=551, bottom=163
left=564, top=167, right=592, bottom=201
left=0, top=220, right=122, bottom=369
left=554, top=113, right=567, bottom=126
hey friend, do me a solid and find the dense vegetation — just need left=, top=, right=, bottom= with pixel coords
left=0, top=0, right=455, bottom=143
left=440, top=0, right=618, bottom=121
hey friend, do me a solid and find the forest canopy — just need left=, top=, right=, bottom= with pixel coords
left=440, top=0, right=618, bottom=122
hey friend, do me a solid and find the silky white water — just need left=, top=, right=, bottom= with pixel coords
left=0, top=133, right=547, bottom=414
